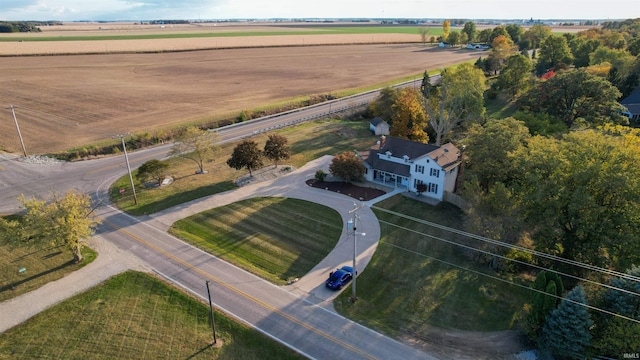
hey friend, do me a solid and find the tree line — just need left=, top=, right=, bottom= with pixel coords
left=382, top=19, right=640, bottom=358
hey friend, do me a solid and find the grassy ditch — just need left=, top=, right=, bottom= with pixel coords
left=0, top=271, right=305, bottom=360
left=111, top=119, right=376, bottom=215
left=0, top=242, right=96, bottom=302
left=170, top=197, right=342, bottom=284
left=334, top=195, right=529, bottom=333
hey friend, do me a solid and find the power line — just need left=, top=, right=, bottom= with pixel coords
left=378, top=219, right=640, bottom=299
left=372, top=206, right=640, bottom=283
left=379, top=240, right=640, bottom=324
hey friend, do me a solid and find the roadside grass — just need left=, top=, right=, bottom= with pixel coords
left=2, top=26, right=440, bottom=42
left=170, top=197, right=342, bottom=284
left=0, top=271, right=305, bottom=360
left=334, top=195, right=529, bottom=333
left=0, top=240, right=96, bottom=302
left=111, top=119, right=375, bottom=215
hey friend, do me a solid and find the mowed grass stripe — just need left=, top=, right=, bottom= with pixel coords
left=170, top=197, right=342, bottom=284
left=335, top=196, right=529, bottom=333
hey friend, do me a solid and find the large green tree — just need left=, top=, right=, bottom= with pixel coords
left=461, top=21, right=476, bottom=43
left=496, top=54, right=533, bottom=99
left=514, top=126, right=640, bottom=270
left=263, top=134, right=290, bottom=168
left=368, top=86, right=400, bottom=123
left=569, top=37, right=601, bottom=68
left=390, top=87, right=429, bottom=143
left=227, top=140, right=263, bottom=177
left=136, top=159, right=169, bottom=185
left=461, top=118, right=531, bottom=244
left=464, top=118, right=530, bottom=191
left=505, top=24, right=524, bottom=45
left=447, top=31, right=461, bottom=47
left=425, top=63, right=486, bottom=146
left=517, top=68, right=624, bottom=128
left=169, top=126, right=219, bottom=174
left=0, top=191, right=101, bottom=263
left=538, top=285, right=593, bottom=359
left=536, top=35, right=574, bottom=74
left=329, top=151, right=365, bottom=183
left=524, top=24, right=552, bottom=49
left=592, top=266, right=640, bottom=357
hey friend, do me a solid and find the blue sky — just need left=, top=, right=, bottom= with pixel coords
left=2, top=0, right=639, bottom=22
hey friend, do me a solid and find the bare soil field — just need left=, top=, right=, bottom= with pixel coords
left=0, top=44, right=480, bottom=154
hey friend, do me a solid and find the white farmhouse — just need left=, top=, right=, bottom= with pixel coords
left=361, top=136, right=461, bottom=202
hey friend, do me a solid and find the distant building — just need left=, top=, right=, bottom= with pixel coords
left=465, top=43, right=490, bottom=50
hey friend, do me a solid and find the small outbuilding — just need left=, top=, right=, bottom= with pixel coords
left=369, top=117, right=390, bottom=136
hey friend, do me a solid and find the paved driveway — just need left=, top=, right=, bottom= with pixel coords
left=149, top=155, right=393, bottom=305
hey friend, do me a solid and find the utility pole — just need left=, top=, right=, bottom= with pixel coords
left=114, top=134, right=138, bottom=205
left=348, top=203, right=365, bottom=303
left=205, top=281, right=218, bottom=345
left=9, top=105, right=27, bottom=157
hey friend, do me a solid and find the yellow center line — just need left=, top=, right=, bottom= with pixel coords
left=104, top=218, right=374, bottom=360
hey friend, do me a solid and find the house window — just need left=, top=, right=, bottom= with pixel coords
left=430, top=168, right=440, bottom=177
left=364, top=167, right=368, bottom=175
left=415, top=165, right=424, bottom=174
left=428, top=183, right=438, bottom=193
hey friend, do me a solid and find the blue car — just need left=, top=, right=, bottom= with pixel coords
left=325, top=266, right=354, bottom=290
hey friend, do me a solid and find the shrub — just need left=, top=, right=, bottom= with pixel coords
left=315, top=169, right=327, bottom=182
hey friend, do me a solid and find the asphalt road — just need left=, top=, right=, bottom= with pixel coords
left=0, top=82, right=440, bottom=359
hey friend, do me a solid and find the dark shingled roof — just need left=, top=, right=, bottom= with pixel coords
left=370, top=117, right=386, bottom=126
left=621, top=88, right=640, bottom=116
left=366, top=154, right=411, bottom=177
left=364, top=136, right=460, bottom=173
left=379, top=136, right=439, bottom=160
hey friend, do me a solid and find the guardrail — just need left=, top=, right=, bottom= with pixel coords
left=214, top=76, right=435, bottom=138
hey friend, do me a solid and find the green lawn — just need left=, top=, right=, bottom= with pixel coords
left=170, top=197, right=342, bottom=284
left=0, top=271, right=305, bottom=360
left=485, top=92, right=518, bottom=120
left=334, top=195, right=529, bottom=333
left=0, top=242, right=96, bottom=302
left=111, top=119, right=376, bottom=215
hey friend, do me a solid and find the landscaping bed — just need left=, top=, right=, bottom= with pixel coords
left=305, top=179, right=387, bottom=201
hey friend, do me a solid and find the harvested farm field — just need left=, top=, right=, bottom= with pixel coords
left=0, top=44, right=481, bottom=154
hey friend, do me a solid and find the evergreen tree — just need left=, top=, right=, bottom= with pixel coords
left=420, top=70, right=432, bottom=98
left=538, top=285, right=593, bottom=359
left=592, top=266, right=640, bottom=357
left=525, top=270, right=564, bottom=340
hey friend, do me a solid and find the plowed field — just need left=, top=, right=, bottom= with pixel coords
left=0, top=43, right=481, bottom=153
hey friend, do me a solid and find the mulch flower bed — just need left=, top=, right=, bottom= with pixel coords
left=305, top=179, right=387, bottom=201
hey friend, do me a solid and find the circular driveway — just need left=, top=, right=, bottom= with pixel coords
left=149, top=155, right=398, bottom=304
